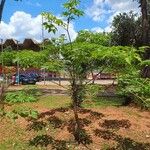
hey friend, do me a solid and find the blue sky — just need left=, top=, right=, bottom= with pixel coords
left=0, top=0, right=139, bottom=41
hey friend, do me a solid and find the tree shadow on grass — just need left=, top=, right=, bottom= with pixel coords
left=89, top=111, right=104, bottom=119
left=39, top=107, right=69, bottom=119
left=67, top=118, right=92, bottom=133
left=47, top=116, right=64, bottom=129
left=29, top=108, right=106, bottom=148
left=27, top=121, right=47, bottom=131
left=67, top=118, right=93, bottom=145
left=78, top=108, right=105, bottom=120
left=39, top=110, right=56, bottom=118
left=40, top=88, right=67, bottom=95
left=29, top=134, right=69, bottom=150
left=78, top=108, right=92, bottom=114
left=94, top=129, right=150, bottom=150
left=100, top=119, right=131, bottom=130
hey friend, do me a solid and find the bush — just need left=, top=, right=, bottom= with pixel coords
left=5, top=86, right=41, bottom=103
left=23, top=85, right=41, bottom=97
left=118, top=74, right=150, bottom=109
left=2, top=107, right=39, bottom=121
left=85, top=84, right=102, bottom=98
left=13, top=107, right=39, bottom=119
left=5, top=91, right=37, bottom=103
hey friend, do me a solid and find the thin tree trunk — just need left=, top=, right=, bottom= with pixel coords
left=140, top=0, right=150, bottom=77
left=0, top=83, right=5, bottom=110
left=0, top=0, right=6, bottom=23
left=141, top=0, right=149, bottom=45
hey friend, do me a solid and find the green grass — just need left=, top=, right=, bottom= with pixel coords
left=0, top=139, right=38, bottom=150
left=82, top=97, right=124, bottom=108
left=10, top=95, right=71, bottom=111
left=9, top=95, right=124, bottom=111
left=37, top=95, right=71, bottom=109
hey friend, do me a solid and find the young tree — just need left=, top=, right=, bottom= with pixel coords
left=42, top=0, right=99, bottom=144
left=42, top=0, right=144, bottom=144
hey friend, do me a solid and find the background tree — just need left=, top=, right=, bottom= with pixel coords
left=136, top=0, right=150, bottom=77
left=111, top=12, right=142, bottom=46
left=76, top=30, right=111, bottom=46
left=14, top=50, right=48, bottom=68
left=137, top=0, right=150, bottom=45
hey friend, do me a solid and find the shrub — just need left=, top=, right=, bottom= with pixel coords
left=4, top=86, right=41, bottom=103
left=23, top=85, right=42, bottom=97
left=13, top=107, right=39, bottom=119
left=118, top=74, right=150, bottom=109
left=3, top=107, right=39, bottom=121
left=5, top=91, right=37, bottom=103
left=85, top=84, right=102, bottom=98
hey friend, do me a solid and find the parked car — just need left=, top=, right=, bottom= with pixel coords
left=12, top=74, right=37, bottom=85
left=28, top=73, right=42, bottom=82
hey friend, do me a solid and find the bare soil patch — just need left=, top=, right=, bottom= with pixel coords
left=0, top=105, right=149, bottom=150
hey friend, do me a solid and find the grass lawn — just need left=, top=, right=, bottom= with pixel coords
left=1, top=94, right=150, bottom=150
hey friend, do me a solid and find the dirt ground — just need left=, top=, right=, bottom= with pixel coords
left=0, top=105, right=150, bottom=150
left=1, top=83, right=150, bottom=149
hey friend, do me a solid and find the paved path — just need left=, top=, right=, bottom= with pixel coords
left=36, top=80, right=117, bottom=86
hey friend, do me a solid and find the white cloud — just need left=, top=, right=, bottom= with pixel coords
left=91, top=27, right=104, bottom=32
left=0, top=11, right=77, bottom=42
left=86, top=0, right=112, bottom=22
left=86, top=0, right=140, bottom=22
left=91, top=25, right=112, bottom=33
left=106, top=0, right=139, bottom=12
left=104, top=26, right=112, bottom=32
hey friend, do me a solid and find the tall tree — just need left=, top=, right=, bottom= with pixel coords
left=0, top=0, right=21, bottom=23
left=137, top=0, right=150, bottom=77
left=139, top=0, right=150, bottom=45
left=0, top=0, right=6, bottom=23
left=111, top=12, right=142, bottom=46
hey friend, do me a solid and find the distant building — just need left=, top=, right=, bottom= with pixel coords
left=0, top=38, right=41, bottom=51
left=23, top=39, right=40, bottom=51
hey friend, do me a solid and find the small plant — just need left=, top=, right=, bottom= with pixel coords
left=5, top=111, right=18, bottom=121
left=13, top=107, right=39, bottom=119
left=85, top=84, right=102, bottom=98
left=5, top=91, right=37, bottom=103
left=23, top=85, right=41, bottom=97
left=118, top=74, right=150, bottom=109
left=101, top=143, right=112, bottom=150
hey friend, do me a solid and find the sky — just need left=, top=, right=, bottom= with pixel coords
left=0, top=0, right=140, bottom=42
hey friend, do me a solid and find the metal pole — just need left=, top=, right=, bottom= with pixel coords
left=0, top=39, right=4, bottom=84
left=16, top=40, right=20, bottom=85
left=41, top=15, right=45, bottom=50
left=44, top=68, right=46, bottom=85
left=17, top=61, right=19, bottom=85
